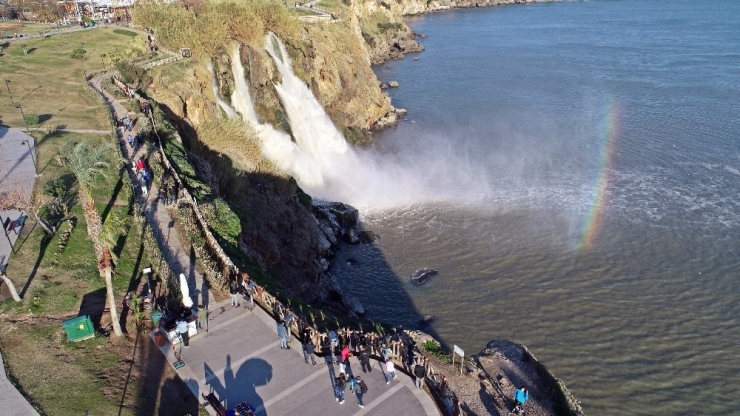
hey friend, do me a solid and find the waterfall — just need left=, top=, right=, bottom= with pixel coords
left=228, top=44, right=259, bottom=124
left=207, top=61, right=238, bottom=119
left=214, top=35, right=439, bottom=208
left=263, top=33, right=430, bottom=208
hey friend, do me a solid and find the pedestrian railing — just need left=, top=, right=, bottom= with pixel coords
left=107, top=76, right=460, bottom=415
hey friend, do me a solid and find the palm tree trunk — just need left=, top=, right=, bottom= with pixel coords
left=79, top=188, right=123, bottom=336
left=1, top=273, right=22, bottom=302
left=104, top=265, right=123, bottom=336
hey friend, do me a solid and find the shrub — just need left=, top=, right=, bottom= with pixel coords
left=380, top=1, right=390, bottom=9
left=201, top=198, right=242, bottom=252
left=23, top=113, right=40, bottom=126
left=115, top=61, right=151, bottom=89
left=44, top=178, right=67, bottom=197
left=422, top=340, right=450, bottom=362
left=70, top=48, right=86, bottom=59
left=377, top=22, right=404, bottom=34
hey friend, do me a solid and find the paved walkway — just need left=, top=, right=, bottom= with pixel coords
left=0, top=127, right=36, bottom=271
left=152, top=300, right=438, bottom=416
left=0, top=353, right=40, bottom=416
left=88, top=74, right=214, bottom=309
left=89, top=76, right=438, bottom=415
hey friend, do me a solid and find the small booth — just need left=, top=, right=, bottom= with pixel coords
left=163, top=315, right=197, bottom=344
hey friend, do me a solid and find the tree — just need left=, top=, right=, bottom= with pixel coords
left=0, top=189, right=56, bottom=235
left=62, top=140, right=124, bottom=336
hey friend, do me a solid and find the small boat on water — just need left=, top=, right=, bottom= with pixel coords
left=410, top=268, right=438, bottom=285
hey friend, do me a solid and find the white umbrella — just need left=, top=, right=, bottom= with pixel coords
left=179, top=273, right=193, bottom=308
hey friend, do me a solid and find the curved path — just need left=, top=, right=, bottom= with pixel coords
left=88, top=75, right=439, bottom=416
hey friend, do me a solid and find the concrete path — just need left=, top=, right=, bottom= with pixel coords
left=88, top=74, right=215, bottom=309
left=0, top=127, right=36, bottom=271
left=152, top=299, right=438, bottom=416
left=55, top=128, right=111, bottom=135
left=0, top=353, right=40, bottom=416
left=89, top=76, right=438, bottom=415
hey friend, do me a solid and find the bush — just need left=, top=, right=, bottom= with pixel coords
left=380, top=1, right=390, bottom=9
left=422, top=340, right=450, bottom=362
left=70, top=48, right=86, bottom=59
left=46, top=197, right=70, bottom=218
left=201, top=198, right=242, bottom=252
left=115, top=61, right=151, bottom=89
left=377, top=22, right=404, bottom=34
left=23, top=113, right=40, bottom=126
left=44, top=178, right=67, bottom=197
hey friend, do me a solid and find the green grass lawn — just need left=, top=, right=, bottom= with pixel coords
left=0, top=128, right=204, bottom=415
left=0, top=27, right=147, bottom=130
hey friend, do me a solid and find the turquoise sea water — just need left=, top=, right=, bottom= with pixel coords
left=333, top=0, right=740, bottom=414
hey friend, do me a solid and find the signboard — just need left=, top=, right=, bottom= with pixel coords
left=453, top=345, right=464, bottom=357
left=173, top=360, right=185, bottom=369
left=452, top=344, right=464, bottom=374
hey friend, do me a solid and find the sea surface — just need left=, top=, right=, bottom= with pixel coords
left=331, top=0, right=740, bottom=414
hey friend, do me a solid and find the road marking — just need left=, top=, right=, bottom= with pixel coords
left=254, top=365, right=329, bottom=413
left=353, top=382, right=404, bottom=415
left=201, top=340, right=281, bottom=384
left=201, top=308, right=251, bottom=335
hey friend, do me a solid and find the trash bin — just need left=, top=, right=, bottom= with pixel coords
left=154, top=330, right=166, bottom=347
left=62, top=315, right=95, bottom=342
left=151, top=310, right=163, bottom=326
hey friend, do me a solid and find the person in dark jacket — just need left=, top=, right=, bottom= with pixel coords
left=359, top=348, right=372, bottom=373
left=303, top=338, right=316, bottom=366
left=229, top=279, right=239, bottom=307
left=414, top=363, right=426, bottom=389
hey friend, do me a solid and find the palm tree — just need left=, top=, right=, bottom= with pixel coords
left=63, top=140, right=124, bottom=336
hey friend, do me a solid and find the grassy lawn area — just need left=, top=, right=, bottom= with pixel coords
left=0, top=27, right=147, bottom=130
left=0, top=127, right=202, bottom=414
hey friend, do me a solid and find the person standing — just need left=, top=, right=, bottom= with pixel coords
left=359, top=347, right=371, bottom=373
left=177, top=318, right=190, bottom=348
left=381, top=343, right=392, bottom=362
left=329, top=330, right=339, bottom=365
left=334, top=373, right=346, bottom=404
left=284, top=309, right=295, bottom=345
left=513, top=385, right=529, bottom=413
left=341, top=344, right=351, bottom=366
left=197, top=305, right=208, bottom=332
left=277, top=320, right=288, bottom=349
left=127, top=134, right=134, bottom=148
left=241, top=273, right=254, bottom=308
left=350, top=331, right=359, bottom=353
left=229, top=279, right=239, bottom=307
left=384, top=358, right=396, bottom=384
left=352, top=375, right=367, bottom=408
left=303, top=337, right=317, bottom=366
left=414, top=363, right=426, bottom=389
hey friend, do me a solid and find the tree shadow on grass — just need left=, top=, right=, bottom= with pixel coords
left=18, top=227, right=54, bottom=299
left=79, top=287, right=107, bottom=329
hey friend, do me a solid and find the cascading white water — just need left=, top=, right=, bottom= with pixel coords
left=262, top=33, right=433, bottom=208
left=228, top=44, right=259, bottom=124
left=207, top=61, right=238, bottom=119
left=215, top=35, right=475, bottom=208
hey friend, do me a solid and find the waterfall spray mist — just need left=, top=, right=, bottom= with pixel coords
left=214, top=35, right=488, bottom=210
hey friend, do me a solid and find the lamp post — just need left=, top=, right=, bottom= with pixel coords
left=16, top=103, right=28, bottom=133
left=4, top=79, right=13, bottom=105
left=20, top=139, right=37, bottom=173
